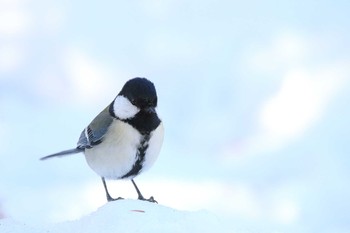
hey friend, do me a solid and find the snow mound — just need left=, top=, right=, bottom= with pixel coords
left=0, top=200, right=227, bottom=233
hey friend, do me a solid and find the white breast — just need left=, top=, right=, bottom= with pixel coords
left=141, top=122, right=164, bottom=173
left=84, top=120, right=164, bottom=180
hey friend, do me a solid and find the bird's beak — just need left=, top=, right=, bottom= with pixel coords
left=145, top=106, right=156, bottom=113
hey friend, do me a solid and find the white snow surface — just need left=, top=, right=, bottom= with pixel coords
left=0, top=200, right=228, bottom=233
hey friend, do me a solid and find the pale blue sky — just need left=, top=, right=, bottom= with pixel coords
left=1, top=1, right=350, bottom=232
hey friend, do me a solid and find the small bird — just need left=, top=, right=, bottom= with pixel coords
left=41, top=77, right=164, bottom=203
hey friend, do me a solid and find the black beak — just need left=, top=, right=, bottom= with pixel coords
left=144, top=106, right=156, bottom=113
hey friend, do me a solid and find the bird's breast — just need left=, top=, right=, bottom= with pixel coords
left=84, top=120, right=164, bottom=180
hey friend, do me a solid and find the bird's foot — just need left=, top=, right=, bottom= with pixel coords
left=138, top=195, right=157, bottom=203
left=107, top=196, right=124, bottom=202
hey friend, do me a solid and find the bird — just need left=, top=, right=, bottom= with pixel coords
left=41, top=77, right=164, bottom=203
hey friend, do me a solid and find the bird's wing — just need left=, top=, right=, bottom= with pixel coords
left=40, top=107, right=113, bottom=160
left=77, top=106, right=114, bottom=149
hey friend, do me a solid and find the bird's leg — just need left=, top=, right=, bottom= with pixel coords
left=131, top=179, right=157, bottom=203
left=101, top=177, right=123, bottom=202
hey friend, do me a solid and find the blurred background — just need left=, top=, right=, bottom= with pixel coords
left=1, top=0, right=349, bottom=232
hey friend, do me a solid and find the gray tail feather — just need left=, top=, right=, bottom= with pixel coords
left=40, top=148, right=83, bottom=160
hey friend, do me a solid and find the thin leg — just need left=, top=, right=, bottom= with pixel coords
left=131, top=179, right=144, bottom=199
left=131, top=179, right=157, bottom=203
left=101, top=177, right=123, bottom=202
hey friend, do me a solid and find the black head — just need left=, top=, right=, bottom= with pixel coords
left=119, top=77, right=158, bottom=110
left=109, top=77, right=161, bottom=133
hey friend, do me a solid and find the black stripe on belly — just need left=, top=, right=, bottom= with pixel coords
left=121, top=133, right=150, bottom=179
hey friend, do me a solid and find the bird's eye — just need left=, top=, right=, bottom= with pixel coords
left=131, top=99, right=137, bottom=105
left=147, top=99, right=154, bottom=106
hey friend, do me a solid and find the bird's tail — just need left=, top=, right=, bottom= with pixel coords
left=40, top=148, right=83, bottom=160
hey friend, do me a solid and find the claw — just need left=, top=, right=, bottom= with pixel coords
left=138, top=195, right=157, bottom=203
left=131, top=179, right=157, bottom=203
left=107, top=196, right=124, bottom=202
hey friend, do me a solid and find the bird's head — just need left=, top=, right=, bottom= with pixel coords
left=111, top=77, right=158, bottom=120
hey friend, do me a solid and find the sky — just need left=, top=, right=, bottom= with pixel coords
left=1, top=0, right=350, bottom=232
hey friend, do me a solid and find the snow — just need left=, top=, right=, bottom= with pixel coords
left=0, top=200, right=228, bottom=233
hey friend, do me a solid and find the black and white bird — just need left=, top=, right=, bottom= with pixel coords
left=41, top=77, right=164, bottom=203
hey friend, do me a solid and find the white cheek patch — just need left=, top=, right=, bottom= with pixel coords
left=113, top=95, right=140, bottom=120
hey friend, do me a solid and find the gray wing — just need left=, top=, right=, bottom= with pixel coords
left=77, top=106, right=114, bottom=149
